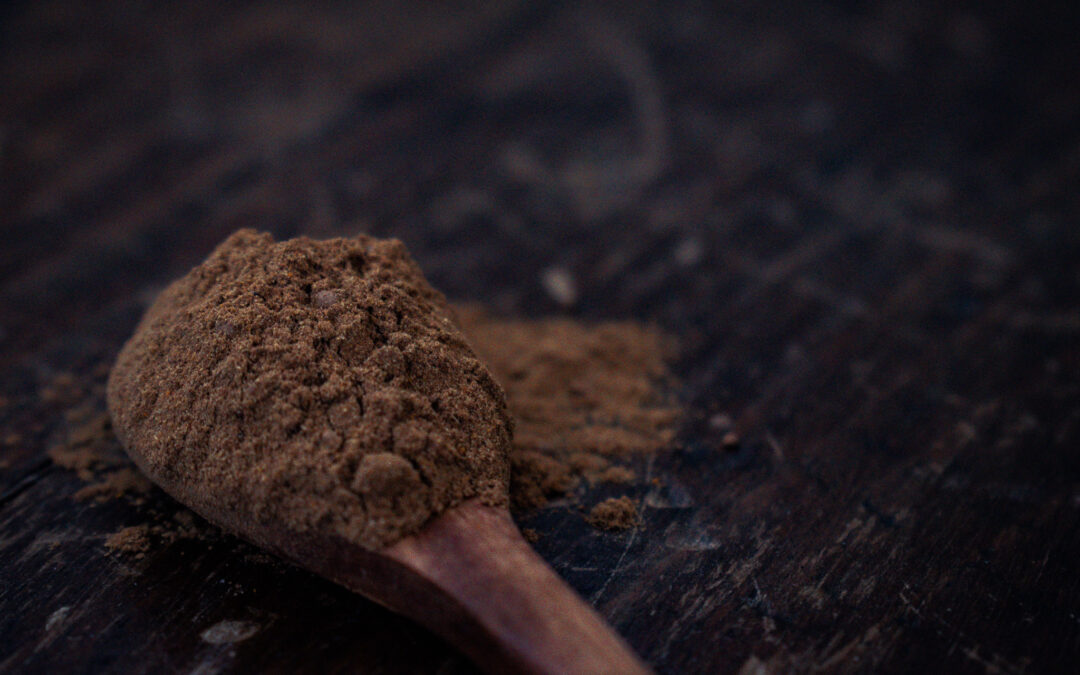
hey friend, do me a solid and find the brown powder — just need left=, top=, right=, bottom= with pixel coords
left=105, top=525, right=152, bottom=558
left=452, top=305, right=679, bottom=516
left=74, top=468, right=152, bottom=502
left=39, top=372, right=82, bottom=405
left=586, top=497, right=640, bottom=531
left=40, top=364, right=215, bottom=556
left=103, top=514, right=209, bottom=559
left=595, top=466, right=635, bottom=485
left=508, top=450, right=575, bottom=512
left=47, top=411, right=119, bottom=481
left=107, top=230, right=511, bottom=551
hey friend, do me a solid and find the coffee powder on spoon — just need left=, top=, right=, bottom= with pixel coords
left=107, top=229, right=511, bottom=550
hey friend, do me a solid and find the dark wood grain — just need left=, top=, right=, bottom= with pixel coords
left=235, top=501, right=651, bottom=675
left=2, top=1, right=1079, bottom=673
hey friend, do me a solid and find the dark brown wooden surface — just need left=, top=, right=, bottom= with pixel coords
left=2, top=1, right=1079, bottom=673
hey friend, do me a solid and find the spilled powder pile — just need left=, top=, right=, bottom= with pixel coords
left=107, top=230, right=511, bottom=550
left=586, top=497, right=640, bottom=531
left=74, top=468, right=152, bottom=503
left=104, top=512, right=206, bottom=559
left=46, top=405, right=152, bottom=503
left=42, top=370, right=215, bottom=550
left=453, top=305, right=679, bottom=520
left=105, top=525, right=152, bottom=558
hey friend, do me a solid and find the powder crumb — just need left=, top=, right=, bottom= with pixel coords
left=74, top=468, right=152, bottom=502
left=586, top=497, right=640, bottom=531
left=37, top=364, right=212, bottom=555
left=105, top=525, right=152, bottom=558
left=67, top=413, right=112, bottom=447
left=173, top=510, right=196, bottom=527
left=39, top=372, right=81, bottom=405
left=510, top=451, right=574, bottom=512
left=522, top=528, right=540, bottom=543
left=48, top=409, right=118, bottom=479
left=47, top=444, right=111, bottom=481
left=596, top=466, right=635, bottom=484
left=104, top=518, right=211, bottom=559
left=568, top=452, right=609, bottom=477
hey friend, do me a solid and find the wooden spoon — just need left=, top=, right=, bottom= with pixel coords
left=129, top=449, right=651, bottom=674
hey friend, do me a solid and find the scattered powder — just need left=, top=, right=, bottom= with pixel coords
left=40, top=366, right=214, bottom=558
left=595, top=466, right=635, bottom=485
left=586, top=497, right=640, bottom=531
left=103, top=513, right=208, bottom=558
left=47, top=411, right=120, bottom=481
left=452, top=304, right=680, bottom=519
left=107, top=230, right=511, bottom=551
left=39, top=372, right=83, bottom=405
left=522, top=528, right=540, bottom=543
left=507, top=450, right=575, bottom=512
left=74, top=468, right=152, bottom=502
left=105, top=525, right=152, bottom=558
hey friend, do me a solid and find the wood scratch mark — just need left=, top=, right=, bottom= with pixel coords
left=817, top=625, right=880, bottom=670
left=765, top=430, right=785, bottom=462
left=899, top=585, right=1026, bottom=674
left=590, top=454, right=655, bottom=604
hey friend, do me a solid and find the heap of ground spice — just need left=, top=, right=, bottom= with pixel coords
left=452, top=305, right=679, bottom=520
left=107, top=230, right=511, bottom=551
left=586, top=497, right=640, bottom=531
left=105, top=525, right=152, bottom=558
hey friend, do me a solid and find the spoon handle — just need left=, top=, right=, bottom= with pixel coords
left=383, top=500, right=652, bottom=675
left=246, top=498, right=652, bottom=674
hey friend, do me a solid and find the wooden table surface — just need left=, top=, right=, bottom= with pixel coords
left=2, top=1, right=1078, bottom=673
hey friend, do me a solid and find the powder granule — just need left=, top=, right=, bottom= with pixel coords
left=586, top=497, right=640, bottom=531
left=107, top=230, right=511, bottom=550
left=74, top=468, right=152, bottom=502
left=105, top=525, right=152, bottom=558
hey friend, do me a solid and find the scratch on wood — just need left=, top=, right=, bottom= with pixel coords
left=899, top=585, right=1027, bottom=675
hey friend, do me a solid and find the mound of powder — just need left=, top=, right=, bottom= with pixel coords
left=452, top=305, right=679, bottom=515
left=107, top=230, right=511, bottom=550
left=586, top=497, right=640, bottom=531
left=105, top=525, right=152, bottom=558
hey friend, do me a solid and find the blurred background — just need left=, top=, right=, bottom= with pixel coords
left=2, top=1, right=1079, bottom=673
left=4, top=0, right=1077, bottom=341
